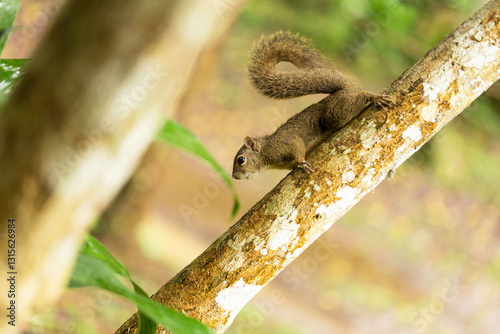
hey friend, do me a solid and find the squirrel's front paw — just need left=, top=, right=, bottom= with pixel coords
left=373, top=95, right=395, bottom=110
left=297, top=161, right=314, bottom=174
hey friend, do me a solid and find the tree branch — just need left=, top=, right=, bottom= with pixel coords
left=116, top=1, right=500, bottom=333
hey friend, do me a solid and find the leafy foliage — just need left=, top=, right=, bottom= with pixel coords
left=0, top=0, right=19, bottom=54
left=0, top=59, right=27, bottom=108
left=69, top=234, right=213, bottom=334
left=0, top=0, right=22, bottom=108
left=157, top=119, right=240, bottom=217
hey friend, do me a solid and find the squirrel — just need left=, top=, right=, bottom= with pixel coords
left=232, top=31, right=393, bottom=180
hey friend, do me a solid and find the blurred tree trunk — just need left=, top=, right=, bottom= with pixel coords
left=0, top=0, right=243, bottom=333
left=116, top=1, right=500, bottom=333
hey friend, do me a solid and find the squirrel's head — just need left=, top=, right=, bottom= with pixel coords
left=232, top=136, right=265, bottom=180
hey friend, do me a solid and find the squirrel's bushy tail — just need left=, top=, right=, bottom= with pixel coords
left=248, top=31, right=352, bottom=99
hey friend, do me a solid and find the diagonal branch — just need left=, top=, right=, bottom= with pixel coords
left=117, top=1, right=499, bottom=333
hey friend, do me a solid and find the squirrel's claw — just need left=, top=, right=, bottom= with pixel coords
left=297, top=161, right=314, bottom=174
left=373, top=95, right=395, bottom=110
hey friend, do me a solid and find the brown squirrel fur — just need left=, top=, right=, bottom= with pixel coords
left=232, top=31, right=393, bottom=180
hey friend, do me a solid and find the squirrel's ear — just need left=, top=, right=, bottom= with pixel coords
left=244, top=136, right=259, bottom=152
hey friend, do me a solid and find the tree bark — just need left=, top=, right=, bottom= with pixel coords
left=116, top=1, right=500, bottom=333
left=0, top=0, right=243, bottom=333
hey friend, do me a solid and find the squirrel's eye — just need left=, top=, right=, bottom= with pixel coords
left=237, top=156, right=246, bottom=165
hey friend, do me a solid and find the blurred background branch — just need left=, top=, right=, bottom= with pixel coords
left=0, top=0, right=243, bottom=333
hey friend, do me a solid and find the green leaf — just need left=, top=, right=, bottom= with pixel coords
left=156, top=119, right=240, bottom=218
left=69, top=251, right=129, bottom=292
left=0, top=0, right=20, bottom=54
left=0, top=59, right=27, bottom=108
left=78, top=233, right=131, bottom=279
left=130, top=280, right=157, bottom=334
left=136, top=289, right=158, bottom=334
left=69, top=235, right=213, bottom=334
left=138, top=311, right=158, bottom=334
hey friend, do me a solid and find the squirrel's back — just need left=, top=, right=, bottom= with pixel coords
left=247, top=31, right=353, bottom=99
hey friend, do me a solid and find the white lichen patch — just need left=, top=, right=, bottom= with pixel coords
left=342, top=170, right=356, bottom=183
left=252, top=236, right=266, bottom=253
left=225, top=253, right=246, bottom=271
left=423, top=74, right=454, bottom=101
left=315, top=204, right=330, bottom=217
left=315, top=186, right=360, bottom=218
left=361, top=168, right=376, bottom=184
left=402, top=125, right=422, bottom=142
left=360, top=125, right=378, bottom=149
left=461, top=41, right=499, bottom=69
left=215, top=278, right=262, bottom=325
left=420, top=103, right=439, bottom=123
left=472, top=29, right=484, bottom=41
left=361, top=174, right=373, bottom=184
left=338, top=185, right=359, bottom=202
left=362, top=146, right=382, bottom=164
left=267, top=209, right=300, bottom=252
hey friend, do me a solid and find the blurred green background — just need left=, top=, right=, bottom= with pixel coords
left=4, top=0, right=499, bottom=333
